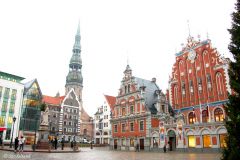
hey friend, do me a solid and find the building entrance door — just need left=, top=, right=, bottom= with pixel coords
left=114, top=139, right=117, bottom=149
left=139, top=139, right=144, bottom=150
left=168, top=130, right=176, bottom=151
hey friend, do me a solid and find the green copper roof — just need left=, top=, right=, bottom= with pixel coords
left=0, top=71, right=25, bottom=83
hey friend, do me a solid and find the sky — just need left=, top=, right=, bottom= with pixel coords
left=0, top=0, right=236, bottom=117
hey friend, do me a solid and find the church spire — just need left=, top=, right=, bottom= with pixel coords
left=65, top=23, right=83, bottom=100
left=73, top=22, right=81, bottom=51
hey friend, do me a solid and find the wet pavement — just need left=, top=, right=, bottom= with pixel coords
left=0, top=147, right=222, bottom=160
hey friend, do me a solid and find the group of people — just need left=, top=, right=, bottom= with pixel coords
left=14, top=136, right=25, bottom=153
left=50, top=137, right=65, bottom=150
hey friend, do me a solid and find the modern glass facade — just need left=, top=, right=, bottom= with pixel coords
left=20, top=82, right=41, bottom=131
left=19, top=80, right=42, bottom=144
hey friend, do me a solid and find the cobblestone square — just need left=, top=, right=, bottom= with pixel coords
left=0, top=147, right=221, bottom=160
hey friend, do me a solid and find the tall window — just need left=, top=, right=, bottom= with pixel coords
left=122, top=123, right=126, bottom=132
left=130, top=122, right=134, bottom=131
left=128, top=84, right=131, bottom=93
left=188, top=112, right=195, bottom=124
left=174, top=85, right=178, bottom=107
left=197, top=78, right=202, bottom=93
left=216, top=72, right=224, bottom=95
left=220, top=134, right=227, bottom=148
left=188, top=135, right=196, bottom=148
left=4, top=88, right=10, bottom=99
left=130, top=106, right=134, bottom=114
left=203, top=135, right=211, bottom=148
left=181, top=81, right=186, bottom=96
left=11, top=89, right=17, bottom=100
left=122, top=107, right=126, bottom=116
left=114, top=125, right=118, bottom=132
left=140, top=121, right=144, bottom=131
left=189, top=80, right=194, bottom=95
left=206, top=74, right=212, bottom=90
left=202, top=110, right=209, bottom=123
left=214, top=108, right=224, bottom=122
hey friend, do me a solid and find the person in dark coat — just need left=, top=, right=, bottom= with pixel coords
left=61, top=138, right=64, bottom=150
left=14, top=137, right=19, bottom=153
left=0, top=135, right=2, bottom=146
left=163, top=144, right=167, bottom=153
left=54, top=137, right=58, bottom=150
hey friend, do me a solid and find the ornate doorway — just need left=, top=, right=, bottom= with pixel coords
left=168, top=130, right=176, bottom=151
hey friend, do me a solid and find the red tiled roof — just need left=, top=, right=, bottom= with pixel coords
left=104, top=95, right=116, bottom=111
left=42, top=95, right=64, bottom=105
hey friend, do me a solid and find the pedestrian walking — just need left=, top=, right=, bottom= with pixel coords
left=71, top=140, right=73, bottom=148
left=54, top=137, right=58, bottom=150
left=19, top=136, right=25, bottom=152
left=136, top=143, right=140, bottom=152
left=0, top=135, right=2, bottom=148
left=163, top=144, right=166, bottom=153
left=14, top=137, right=19, bottom=153
left=61, top=138, right=64, bottom=150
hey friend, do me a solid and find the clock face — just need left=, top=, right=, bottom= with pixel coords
left=188, top=49, right=196, bottom=62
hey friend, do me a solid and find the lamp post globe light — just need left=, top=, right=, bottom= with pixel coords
left=9, top=116, right=16, bottom=148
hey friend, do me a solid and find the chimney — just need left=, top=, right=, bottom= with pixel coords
left=152, top=77, right=156, bottom=83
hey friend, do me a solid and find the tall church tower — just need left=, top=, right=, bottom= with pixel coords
left=65, top=23, right=83, bottom=101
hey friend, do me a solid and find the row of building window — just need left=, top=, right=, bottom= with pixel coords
left=115, top=105, right=135, bottom=117
left=65, top=107, right=77, bottom=113
left=64, top=114, right=77, bottom=120
left=63, top=128, right=77, bottom=133
left=181, top=74, right=212, bottom=96
left=63, top=121, right=78, bottom=126
left=188, top=108, right=224, bottom=124
left=174, top=72, right=225, bottom=107
left=188, top=134, right=226, bottom=148
left=114, top=121, right=144, bottom=133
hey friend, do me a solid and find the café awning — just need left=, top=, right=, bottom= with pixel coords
left=0, top=127, right=7, bottom=131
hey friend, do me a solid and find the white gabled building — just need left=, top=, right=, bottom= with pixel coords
left=94, top=95, right=115, bottom=144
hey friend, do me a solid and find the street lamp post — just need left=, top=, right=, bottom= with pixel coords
left=33, top=116, right=38, bottom=151
left=9, top=116, right=16, bottom=148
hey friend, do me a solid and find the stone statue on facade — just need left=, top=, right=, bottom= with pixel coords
left=40, top=106, right=49, bottom=125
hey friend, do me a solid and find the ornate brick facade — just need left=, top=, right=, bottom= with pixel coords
left=166, top=36, right=229, bottom=151
left=110, top=64, right=168, bottom=151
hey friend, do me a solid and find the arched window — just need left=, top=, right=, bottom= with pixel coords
left=202, top=110, right=209, bottom=123
left=214, top=108, right=224, bottom=122
left=188, top=112, right=196, bottom=124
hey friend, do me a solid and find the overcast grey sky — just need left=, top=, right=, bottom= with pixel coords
left=0, top=0, right=235, bottom=116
